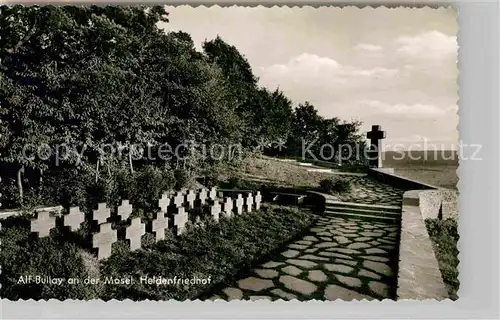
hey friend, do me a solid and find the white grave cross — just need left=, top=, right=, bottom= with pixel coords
left=198, top=189, right=207, bottom=205
left=152, top=211, right=169, bottom=242
left=185, top=190, right=196, bottom=209
left=174, top=207, right=189, bottom=235
left=235, top=194, right=244, bottom=215
left=210, top=201, right=221, bottom=222
left=92, top=223, right=117, bottom=260
left=246, top=193, right=254, bottom=213
left=173, top=192, right=184, bottom=208
left=126, top=218, right=146, bottom=251
left=31, top=210, right=56, bottom=237
left=158, top=193, right=170, bottom=212
left=64, top=207, right=85, bottom=231
left=208, top=187, right=217, bottom=200
left=93, top=203, right=111, bottom=224
left=254, top=191, right=262, bottom=210
left=222, top=197, right=233, bottom=218
left=117, top=199, right=133, bottom=221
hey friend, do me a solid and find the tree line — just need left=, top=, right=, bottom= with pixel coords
left=0, top=5, right=365, bottom=209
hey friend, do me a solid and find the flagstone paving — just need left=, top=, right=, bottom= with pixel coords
left=334, top=176, right=405, bottom=206
left=209, top=168, right=405, bottom=301
left=214, top=215, right=400, bottom=301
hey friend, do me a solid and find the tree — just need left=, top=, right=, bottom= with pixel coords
left=202, top=36, right=261, bottom=147
left=0, top=5, right=367, bottom=208
left=287, top=102, right=323, bottom=157
left=283, top=101, right=365, bottom=164
left=0, top=5, right=248, bottom=207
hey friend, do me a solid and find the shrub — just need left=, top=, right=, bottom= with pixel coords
left=0, top=164, right=182, bottom=212
left=227, top=175, right=242, bottom=188
left=0, top=179, right=23, bottom=209
left=426, top=218, right=459, bottom=242
left=222, top=175, right=263, bottom=190
left=128, top=166, right=175, bottom=214
left=0, top=181, right=48, bottom=211
left=174, top=169, right=190, bottom=190
left=0, top=165, right=97, bottom=210
left=319, top=177, right=352, bottom=194
left=199, top=170, right=219, bottom=189
left=425, top=218, right=459, bottom=299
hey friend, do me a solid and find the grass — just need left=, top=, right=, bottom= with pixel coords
left=274, top=155, right=369, bottom=172
left=219, top=157, right=354, bottom=200
left=425, top=218, right=460, bottom=300
left=222, top=156, right=341, bottom=191
left=0, top=204, right=313, bottom=300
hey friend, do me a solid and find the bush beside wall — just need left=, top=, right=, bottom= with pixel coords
left=425, top=218, right=460, bottom=300
left=319, top=177, right=352, bottom=195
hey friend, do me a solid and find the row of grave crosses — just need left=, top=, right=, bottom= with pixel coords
left=30, top=187, right=262, bottom=260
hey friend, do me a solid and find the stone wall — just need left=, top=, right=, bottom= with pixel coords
left=368, top=168, right=439, bottom=190
left=368, top=167, right=458, bottom=221
left=397, top=190, right=449, bottom=300
left=419, top=189, right=459, bottom=220
left=374, top=167, right=395, bottom=175
left=0, top=205, right=63, bottom=220
left=305, top=190, right=330, bottom=214
left=373, top=168, right=458, bottom=299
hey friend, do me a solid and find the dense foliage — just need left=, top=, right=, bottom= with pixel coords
left=0, top=215, right=98, bottom=300
left=425, top=218, right=459, bottom=300
left=0, top=204, right=313, bottom=300
left=0, top=5, right=366, bottom=209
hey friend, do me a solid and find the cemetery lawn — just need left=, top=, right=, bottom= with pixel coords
left=0, top=205, right=313, bottom=301
left=425, top=218, right=460, bottom=300
left=225, top=156, right=334, bottom=189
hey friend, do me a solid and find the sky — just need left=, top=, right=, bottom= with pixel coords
left=161, top=6, right=458, bottom=151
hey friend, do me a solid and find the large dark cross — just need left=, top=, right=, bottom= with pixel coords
left=366, top=125, right=386, bottom=168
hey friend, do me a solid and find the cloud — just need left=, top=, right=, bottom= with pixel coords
left=260, top=53, right=399, bottom=84
left=395, top=31, right=457, bottom=60
left=344, top=67, right=398, bottom=78
left=293, top=53, right=341, bottom=69
left=359, top=100, right=456, bottom=117
left=355, top=43, right=383, bottom=53
left=264, top=53, right=340, bottom=77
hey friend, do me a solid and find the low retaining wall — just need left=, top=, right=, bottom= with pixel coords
left=368, top=167, right=459, bottom=221
left=419, top=189, right=459, bottom=220
left=368, top=168, right=439, bottom=190
left=305, top=191, right=327, bottom=214
left=397, top=190, right=449, bottom=300
left=0, top=205, right=63, bottom=220
left=374, top=167, right=395, bottom=175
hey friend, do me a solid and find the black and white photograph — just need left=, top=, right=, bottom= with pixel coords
left=0, top=5, right=459, bottom=302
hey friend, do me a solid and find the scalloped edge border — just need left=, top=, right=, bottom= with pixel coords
left=0, top=4, right=459, bottom=304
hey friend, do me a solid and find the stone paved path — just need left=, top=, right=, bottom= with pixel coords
left=212, top=215, right=399, bottom=301
left=335, top=176, right=404, bottom=207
